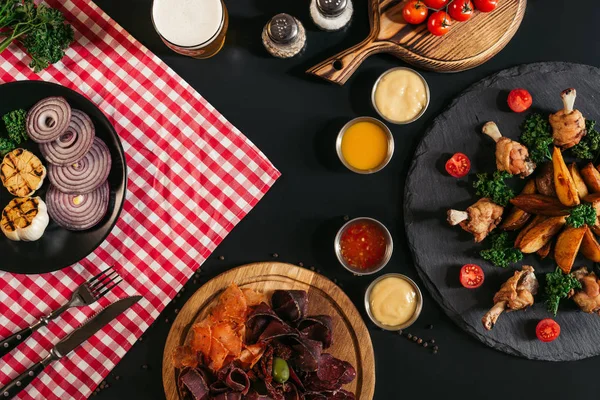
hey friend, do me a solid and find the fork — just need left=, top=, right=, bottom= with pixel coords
left=0, top=266, right=122, bottom=357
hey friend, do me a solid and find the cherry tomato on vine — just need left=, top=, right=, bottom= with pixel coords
left=507, top=88, right=533, bottom=113
left=427, top=11, right=452, bottom=36
left=459, top=264, right=484, bottom=289
left=423, top=0, right=449, bottom=8
left=448, top=0, right=474, bottom=22
left=445, top=152, right=470, bottom=177
left=403, top=0, right=429, bottom=25
left=536, top=319, right=560, bottom=342
left=473, top=0, right=498, bottom=12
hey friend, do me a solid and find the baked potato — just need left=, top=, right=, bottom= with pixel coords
left=518, top=216, right=567, bottom=254
left=536, top=241, right=552, bottom=259
left=515, top=215, right=547, bottom=249
left=580, top=163, right=600, bottom=193
left=569, top=162, right=589, bottom=198
left=500, top=180, right=536, bottom=231
left=553, top=146, right=580, bottom=206
left=580, top=227, right=600, bottom=262
left=509, top=194, right=571, bottom=216
left=555, top=225, right=587, bottom=273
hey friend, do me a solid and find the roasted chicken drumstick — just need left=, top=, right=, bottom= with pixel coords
left=569, top=267, right=600, bottom=314
left=549, top=88, right=586, bottom=149
left=447, top=198, right=503, bottom=243
left=482, top=121, right=536, bottom=178
left=482, top=265, right=538, bottom=330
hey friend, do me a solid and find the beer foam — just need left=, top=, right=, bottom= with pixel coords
left=152, top=0, right=223, bottom=47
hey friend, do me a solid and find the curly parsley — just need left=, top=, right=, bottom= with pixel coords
left=520, top=113, right=553, bottom=164
left=569, top=120, right=600, bottom=161
left=566, top=203, right=597, bottom=228
left=473, top=171, right=514, bottom=206
left=2, top=109, right=27, bottom=145
left=545, top=267, right=581, bottom=316
left=480, top=232, right=523, bottom=268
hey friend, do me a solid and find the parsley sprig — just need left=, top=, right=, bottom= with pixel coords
left=566, top=203, right=597, bottom=228
left=520, top=113, right=553, bottom=164
left=473, top=171, right=514, bottom=206
left=480, top=232, right=523, bottom=268
left=545, top=267, right=581, bottom=316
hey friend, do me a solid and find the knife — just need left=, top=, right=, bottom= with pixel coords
left=1, top=295, right=141, bottom=400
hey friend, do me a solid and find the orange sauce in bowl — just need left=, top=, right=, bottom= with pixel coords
left=341, top=121, right=389, bottom=171
left=340, top=221, right=387, bottom=270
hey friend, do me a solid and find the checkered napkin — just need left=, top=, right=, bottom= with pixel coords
left=0, top=1, right=280, bottom=399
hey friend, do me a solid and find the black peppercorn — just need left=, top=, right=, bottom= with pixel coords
left=104, top=384, right=110, bottom=389
left=192, top=280, right=197, bottom=284
left=273, top=253, right=279, bottom=258
left=417, top=338, right=423, bottom=344
left=397, top=330, right=403, bottom=336
left=427, top=324, right=434, bottom=329
left=333, top=278, right=338, bottom=283
left=165, top=318, right=170, bottom=323
left=142, top=364, right=148, bottom=370
left=423, top=342, right=428, bottom=348
left=310, top=266, right=315, bottom=271
left=299, top=262, right=304, bottom=267
left=174, top=309, right=179, bottom=314
left=412, top=336, right=418, bottom=342
left=433, top=350, right=438, bottom=355
left=115, top=376, right=121, bottom=381
left=429, top=339, right=436, bottom=344
left=433, top=345, right=439, bottom=351
left=407, top=333, right=413, bottom=339
left=343, top=215, right=350, bottom=221
left=218, top=255, right=225, bottom=260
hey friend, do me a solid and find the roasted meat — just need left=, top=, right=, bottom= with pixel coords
left=482, top=121, right=535, bottom=178
left=549, top=88, right=586, bottom=149
left=447, top=198, right=503, bottom=243
left=482, top=265, right=538, bottom=330
left=569, top=267, right=600, bottom=314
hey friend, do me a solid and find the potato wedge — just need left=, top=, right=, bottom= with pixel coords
left=509, top=194, right=571, bottom=216
left=580, top=163, right=600, bottom=193
left=518, top=216, right=567, bottom=253
left=536, top=241, right=552, bottom=259
left=592, top=222, right=600, bottom=237
left=580, top=227, right=600, bottom=262
left=535, top=162, right=556, bottom=197
left=569, top=163, right=589, bottom=198
left=514, top=215, right=547, bottom=248
left=555, top=225, right=586, bottom=273
left=553, top=146, right=580, bottom=206
left=500, top=180, right=536, bottom=231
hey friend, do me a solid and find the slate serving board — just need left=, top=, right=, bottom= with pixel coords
left=404, top=62, right=600, bottom=361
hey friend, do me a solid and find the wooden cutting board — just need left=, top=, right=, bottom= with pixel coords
left=307, top=0, right=527, bottom=85
left=162, top=262, right=375, bottom=399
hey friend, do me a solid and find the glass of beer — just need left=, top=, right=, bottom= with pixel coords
left=151, top=0, right=229, bottom=59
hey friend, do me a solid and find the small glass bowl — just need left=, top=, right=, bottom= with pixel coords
left=364, top=273, right=423, bottom=331
left=335, top=116, right=394, bottom=175
left=371, top=67, right=430, bottom=125
left=334, top=217, right=393, bottom=276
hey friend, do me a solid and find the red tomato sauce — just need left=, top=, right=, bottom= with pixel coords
left=340, top=221, right=387, bottom=270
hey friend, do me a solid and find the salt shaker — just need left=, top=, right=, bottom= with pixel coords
left=262, top=13, right=306, bottom=59
left=310, top=0, right=353, bottom=31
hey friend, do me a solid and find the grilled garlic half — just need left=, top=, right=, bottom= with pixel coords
left=1, top=197, right=50, bottom=241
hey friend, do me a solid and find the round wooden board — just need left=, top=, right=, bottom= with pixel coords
left=308, top=0, right=527, bottom=84
left=162, top=262, right=375, bottom=399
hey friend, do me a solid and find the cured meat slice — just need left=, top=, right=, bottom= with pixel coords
left=258, top=320, right=297, bottom=342
left=316, top=354, right=356, bottom=384
left=179, top=368, right=210, bottom=400
left=246, top=303, right=283, bottom=344
left=242, top=288, right=268, bottom=307
left=171, top=345, right=198, bottom=369
left=291, top=337, right=322, bottom=372
left=271, top=290, right=308, bottom=323
left=212, top=322, right=242, bottom=358
left=212, top=283, right=247, bottom=323
left=190, top=322, right=212, bottom=358
left=298, top=315, right=333, bottom=349
left=209, top=337, right=229, bottom=372
left=239, top=343, right=265, bottom=370
left=215, top=364, right=251, bottom=395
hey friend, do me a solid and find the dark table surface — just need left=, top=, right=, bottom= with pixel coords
left=92, top=0, right=600, bottom=399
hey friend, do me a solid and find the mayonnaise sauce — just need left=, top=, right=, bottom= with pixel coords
left=374, top=69, right=428, bottom=123
left=369, top=276, right=417, bottom=326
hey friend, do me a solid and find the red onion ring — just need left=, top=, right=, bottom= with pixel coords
left=47, top=137, right=112, bottom=194
left=46, top=181, right=109, bottom=231
left=27, top=97, right=72, bottom=143
left=40, top=109, right=95, bottom=166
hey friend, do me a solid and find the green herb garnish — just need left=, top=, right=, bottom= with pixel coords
left=3, top=109, right=27, bottom=145
left=566, top=203, right=597, bottom=228
left=0, top=137, right=15, bottom=156
left=569, top=120, right=600, bottom=161
left=0, top=0, right=74, bottom=73
left=545, top=267, right=581, bottom=316
left=520, top=113, right=553, bottom=164
left=473, top=170, right=514, bottom=206
left=480, top=232, right=523, bottom=268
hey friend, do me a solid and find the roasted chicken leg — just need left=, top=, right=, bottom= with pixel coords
left=482, top=121, right=536, bottom=178
left=447, top=198, right=503, bottom=243
left=569, top=267, right=600, bottom=314
left=482, top=265, right=538, bottom=330
left=549, top=88, right=586, bottom=149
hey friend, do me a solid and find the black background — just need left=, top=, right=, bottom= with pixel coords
left=91, top=0, right=600, bottom=399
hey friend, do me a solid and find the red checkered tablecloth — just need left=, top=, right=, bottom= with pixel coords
left=0, top=1, right=280, bottom=399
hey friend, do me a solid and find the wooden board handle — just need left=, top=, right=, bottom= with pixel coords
left=306, top=38, right=391, bottom=85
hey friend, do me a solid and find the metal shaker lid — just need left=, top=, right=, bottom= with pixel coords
left=317, top=0, right=347, bottom=18
left=267, top=13, right=299, bottom=45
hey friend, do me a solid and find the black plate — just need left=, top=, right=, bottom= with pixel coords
left=405, top=62, right=600, bottom=361
left=0, top=81, right=127, bottom=274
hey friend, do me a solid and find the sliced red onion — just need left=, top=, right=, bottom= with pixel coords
left=40, top=109, right=95, bottom=166
left=27, top=97, right=72, bottom=143
left=46, top=181, right=109, bottom=231
left=48, top=137, right=112, bottom=194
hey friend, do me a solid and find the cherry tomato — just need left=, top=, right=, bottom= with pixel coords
left=423, top=0, right=449, bottom=8
left=403, top=0, right=429, bottom=25
left=460, top=264, right=484, bottom=289
left=445, top=152, right=471, bottom=178
left=427, top=11, right=452, bottom=36
left=473, top=0, right=498, bottom=12
left=536, top=319, right=560, bottom=342
left=448, top=0, right=474, bottom=22
left=507, top=88, right=533, bottom=113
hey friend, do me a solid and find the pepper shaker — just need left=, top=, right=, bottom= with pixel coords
left=262, top=13, right=306, bottom=59
left=310, top=0, right=353, bottom=31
